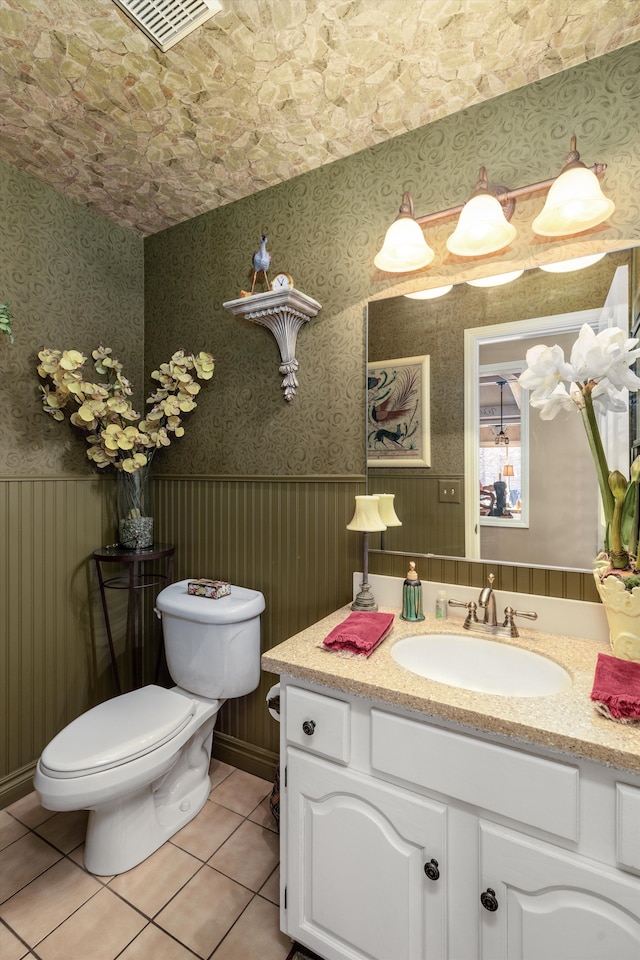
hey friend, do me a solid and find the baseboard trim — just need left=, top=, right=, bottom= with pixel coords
left=1, top=761, right=38, bottom=809
left=212, top=732, right=278, bottom=782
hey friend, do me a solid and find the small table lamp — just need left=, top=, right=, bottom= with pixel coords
left=347, top=495, right=387, bottom=611
left=376, top=493, right=402, bottom=550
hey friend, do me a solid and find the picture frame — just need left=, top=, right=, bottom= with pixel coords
left=367, top=354, right=431, bottom=467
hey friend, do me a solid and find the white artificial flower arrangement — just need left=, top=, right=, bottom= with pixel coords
left=520, top=323, right=640, bottom=588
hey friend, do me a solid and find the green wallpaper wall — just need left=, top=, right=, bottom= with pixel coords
left=1, top=43, right=640, bottom=804
left=144, top=42, right=640, bottom=482
left=0, top=160, right=144, bottom=804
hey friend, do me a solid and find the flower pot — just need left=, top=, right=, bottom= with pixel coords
left=593, top=558, right=640, bottom=662
left=116, top=468, right=153, bottom=550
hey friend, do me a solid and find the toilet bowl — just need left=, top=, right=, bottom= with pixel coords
left=34, top=580, right=265, bottom=875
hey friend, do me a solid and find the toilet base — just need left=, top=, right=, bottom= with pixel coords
left=83, top=708, right=219, bottom=875
left=84, top=772, right=211, bottom=875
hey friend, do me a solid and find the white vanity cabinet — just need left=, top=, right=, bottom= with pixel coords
left=279, top=678, right=640, bottom=960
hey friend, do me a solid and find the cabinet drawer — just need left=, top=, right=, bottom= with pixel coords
left=617, top=783, right=640, bottom=871
left=286, top=685, right=350, bottom=763
left=371, top=709, right=579, bottom=840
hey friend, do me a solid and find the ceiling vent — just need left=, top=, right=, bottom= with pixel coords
left=112, top=0, right=222, bottom=51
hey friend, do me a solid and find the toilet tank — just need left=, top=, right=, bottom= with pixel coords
left=155, top=579, right=265, bottom=699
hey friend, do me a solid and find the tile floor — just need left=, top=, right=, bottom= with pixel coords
left=0, top=760, right=294, bottom=960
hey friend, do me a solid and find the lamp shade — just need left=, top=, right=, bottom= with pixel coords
left=405, top=284, right=453, bottom=300
left=503, top=464, right=515, bottom=477
left=467, top=269, right=524, bottom=287
left=532, top=166, right=615, bottom=237
left=539, top=252, right=606, bottom=273
left=446, top=192, right=517, bottom=257
left=347, top=495, right=387, bottom=532
left=375, top=493, right=402, bottom=527
left=374, top=216, right=435, bottom=273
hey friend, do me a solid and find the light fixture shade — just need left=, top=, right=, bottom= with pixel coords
left=532, top=166, right=615, bottom=237
left=467, top=270, right=524, bottom=287
left=374, top=216, right=435, bottom=273
left=503, top=464, right=515, bottom=477
left=446, top=192, right=517, bottom=257
left=375, top=493, right=402, bottom=527
left=539, top=252, right=606, bottom=273
left=347, top=495, right=387, bottom=533
left=405, top=284, right=453, bottom=300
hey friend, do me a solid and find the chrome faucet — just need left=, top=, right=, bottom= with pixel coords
left=478, top=573, right=497, bottom=627
left=448, top=574, right=538, bottom=637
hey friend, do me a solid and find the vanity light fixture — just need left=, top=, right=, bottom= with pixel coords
left=446, top=166, right=517, bottom=257
left=531, top=138, right=615, bottom=237
left=375, top=136, right=614, bottom=273
left=539, top=252, right=607, bottom=273
left=466, top=270, right=524, bottom=288
left=373, top=193, right=435, bottom=272
left=404, top=284, right=454, bottom=299
left=347, top=495, right=387, bottom=612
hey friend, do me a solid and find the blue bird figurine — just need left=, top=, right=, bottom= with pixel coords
left=251, top=235, right=271, bottom=293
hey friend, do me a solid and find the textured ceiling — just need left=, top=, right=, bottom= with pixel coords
left=0, top=0, right=639, bottom=236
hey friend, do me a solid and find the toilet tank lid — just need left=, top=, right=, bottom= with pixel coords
left=155, top=579, right=265, bottom=624
left=40, top=686, right=196, bottom=777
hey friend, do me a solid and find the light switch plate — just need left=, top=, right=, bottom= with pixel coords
left=439, top=480, right=461, bottom=503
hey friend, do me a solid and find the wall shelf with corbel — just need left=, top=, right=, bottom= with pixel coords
left=223, top=288, right=322, bottom=402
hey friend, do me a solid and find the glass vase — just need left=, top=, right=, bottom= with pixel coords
left=116, top=466, right=153, bottom=550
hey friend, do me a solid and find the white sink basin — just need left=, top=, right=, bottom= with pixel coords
left=391, top=633, right=571, bottom=697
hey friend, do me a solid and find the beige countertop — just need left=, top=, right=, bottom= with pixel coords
left=261, top=606, right=640, bottom=775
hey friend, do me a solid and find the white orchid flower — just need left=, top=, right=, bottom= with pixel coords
left=522, top=322, right=640, bottom=571
left=518, top=343, right=567, bottom=399
left=591, top=381, right=628, bottom=415
left=529, top=382, right=577, bottom=420
left=566, top=324, right=640, bottom=388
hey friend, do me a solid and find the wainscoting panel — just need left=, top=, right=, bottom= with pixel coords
left=0, top=477, right=114, bottom=806
left=153, top=476, right=364, bottom=778
left=369, top=550, right=599, bottom=602
left=368, top=472, right=464, bottom=556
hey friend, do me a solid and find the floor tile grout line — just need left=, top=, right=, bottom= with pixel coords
left=1, top=764, right=282, bottom=959
left=0, top=915, right=33, bottom=957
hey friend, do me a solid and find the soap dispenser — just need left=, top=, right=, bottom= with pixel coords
left=400, top=561, right=425, bottom=622
left=435, top=589, right=448, bottom=620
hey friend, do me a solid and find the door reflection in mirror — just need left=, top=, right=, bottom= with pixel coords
left=478, top=369, right=527, bottom=525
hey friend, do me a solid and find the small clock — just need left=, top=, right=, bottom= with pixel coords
left=271, top=272, right=294, bottom=291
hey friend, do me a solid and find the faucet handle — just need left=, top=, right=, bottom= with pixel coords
left=449, top=598, right=478, bottom=629
left=502, top=606, right=538, bottom=637
left=488, top=573, right=495, bottom=587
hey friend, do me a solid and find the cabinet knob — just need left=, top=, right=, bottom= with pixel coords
left=302, top=719, right=316, bottom=736
left=423, top=858, right=440, bottom=881
left=480, top=888, right=499, bottom=912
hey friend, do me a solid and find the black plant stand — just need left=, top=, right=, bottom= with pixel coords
left=93, top=542, right=174, bottom=694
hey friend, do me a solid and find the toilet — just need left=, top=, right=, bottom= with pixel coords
left=34, top=579, right=265, bottom=876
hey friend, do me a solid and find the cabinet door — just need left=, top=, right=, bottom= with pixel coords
left=480, top=822, right=640, bottom=960
left=285, top=749, right=447, bottom=960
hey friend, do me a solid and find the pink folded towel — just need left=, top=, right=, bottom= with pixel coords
left=590, top=652, right=640, bottom=722
left=323, top=612, right=395, bottom=657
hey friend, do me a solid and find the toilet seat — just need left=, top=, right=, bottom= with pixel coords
left=40, top=685, right=197, bottom=779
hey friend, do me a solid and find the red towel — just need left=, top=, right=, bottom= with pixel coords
left=323, top=612, right=395, bottom=657
left=590, top=652, right=640, bottom=720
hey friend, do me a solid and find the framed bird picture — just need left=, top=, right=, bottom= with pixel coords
left=367, top=355, right=431, bottom=467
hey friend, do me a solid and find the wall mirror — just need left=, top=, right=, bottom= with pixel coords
left=367, top=247, right=635, bottom=573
